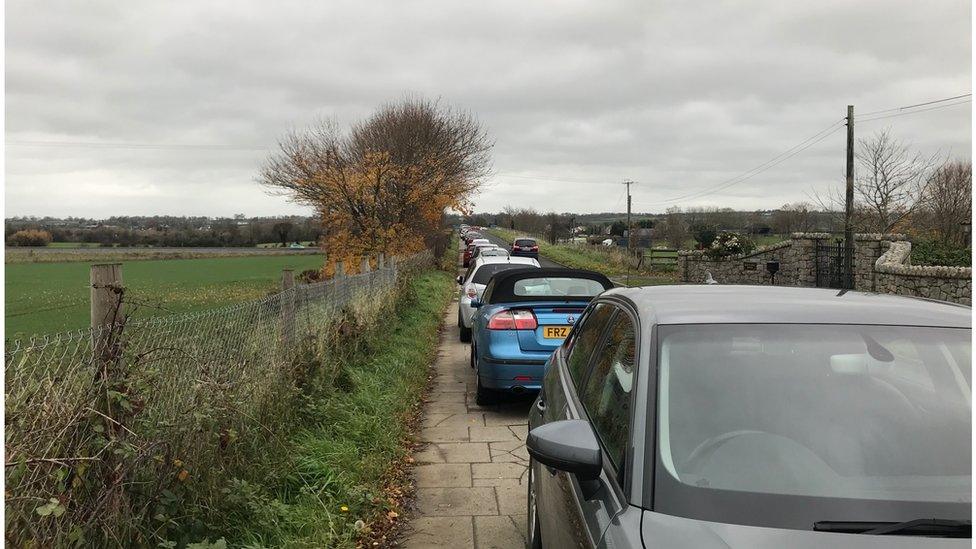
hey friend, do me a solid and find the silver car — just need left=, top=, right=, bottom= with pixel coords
left=527, top=285, right=971, bottom=547
left=457, top=255, right=540, bottom=342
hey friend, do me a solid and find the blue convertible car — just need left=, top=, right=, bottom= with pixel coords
left=468, top=268, right=614, bottom=404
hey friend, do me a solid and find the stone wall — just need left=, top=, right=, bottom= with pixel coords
left=678, top=232, right=971, bottom=305
left=874, top=241, right=972, bottom=305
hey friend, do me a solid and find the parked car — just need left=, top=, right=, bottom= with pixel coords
left=511, top=237, right=539, bottom=258
left=462, top=239, right=491, bottom=267
left=457, top=256, right=541, bottom=342
left=477, top=247, right=510, bottom=259
left=464, top=232, right=484, bottom=245
left=526, top=285, right=971, bottom=548
left=469, top=244, right=505, bottom=263
left=469, top=268, right=613, bottom=404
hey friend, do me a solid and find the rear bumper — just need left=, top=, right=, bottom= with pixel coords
left=478, top=355, right=547, bottom=391
left=511, top=250, right=539, bottom=258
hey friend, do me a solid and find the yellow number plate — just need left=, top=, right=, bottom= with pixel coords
left=542, top=326, right=570, bottom=339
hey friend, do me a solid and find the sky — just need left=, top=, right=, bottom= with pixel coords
left=4, top=0, right=972, bottom=218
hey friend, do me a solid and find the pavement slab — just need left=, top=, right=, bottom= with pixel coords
left=402, top=290, right=533, bottom=549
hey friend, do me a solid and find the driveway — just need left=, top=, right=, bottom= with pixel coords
left=401, top=272, right=533, bottom=547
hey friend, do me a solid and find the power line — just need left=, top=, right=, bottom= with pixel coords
left=856, top=93, right=972, bottom=117
left=633, top=119, right=845, bottom=207
left=855, top=99, right=970, bottom=123
left=494, top=172, right=611, bottom=184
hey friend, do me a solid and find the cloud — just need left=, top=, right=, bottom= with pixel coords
left=5, top=0, right=971, bottom=217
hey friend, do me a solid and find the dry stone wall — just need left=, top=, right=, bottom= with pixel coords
left=677, top=232, right=971, bottom=305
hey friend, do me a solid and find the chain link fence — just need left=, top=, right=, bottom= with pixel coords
left=4, top=250, right=433, bottom=546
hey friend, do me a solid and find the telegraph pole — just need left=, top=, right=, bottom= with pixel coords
left=844, top=105, right=855, bottom=289
left=623, top=180, right=635, bottom=286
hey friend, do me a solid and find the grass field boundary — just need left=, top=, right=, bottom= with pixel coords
left=4, top=250, right=434, bottom=547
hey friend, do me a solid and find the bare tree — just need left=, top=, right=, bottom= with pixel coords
left=654, top=206, right=689, bottom=249
left=853, top=130, right=939, bottom=233
left=772, top=202, right=814, bottom=234
left=919, top=161, right=972, bottom=246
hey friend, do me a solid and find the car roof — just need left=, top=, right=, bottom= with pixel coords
left=602, top=285, right=971, bottom=327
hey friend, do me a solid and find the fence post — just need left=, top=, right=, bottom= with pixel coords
left=281, top=268, right=295, bottom=347
left=378, top=253, right=385, bottom=269
left=91, top=263, right=124, bottom=358
left=336, top=260, right=346, bottom=279
left=361, top=256, right=372, bottom=273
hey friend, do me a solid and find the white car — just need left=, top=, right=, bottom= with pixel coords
left=456, top=255, right=540, bottom=342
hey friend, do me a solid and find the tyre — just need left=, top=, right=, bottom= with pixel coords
left=459, top=324, right=471, bottom=343
left=475, top=375, right=497, bottom=405
left=526, top=460, right=542, bottom=549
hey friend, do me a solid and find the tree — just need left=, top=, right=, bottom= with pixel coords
left=654, top=206, right=689, bottom=249
left=273, top=221, right=293, bottom=247
left=261, top=98, right=492, bottom=274
left=6, top=229, right=52, bottom=247
left=918, top=160, right=972, bottom=247
left=852, top=130, right=938, bottom=233
left=772, top=202, right=814, bottom=234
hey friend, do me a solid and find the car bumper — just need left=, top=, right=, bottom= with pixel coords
left=511, top=250, right=539, bottom=258
left=478, top=355, right=548, bottom=391
left=458, top=297, right=475, bottom=328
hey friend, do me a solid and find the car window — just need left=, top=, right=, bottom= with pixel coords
left=515, top=239, right=536, bottom=246
left=471, top=263, right=530, bottom=285
left=580, top=311, right=636, bottom=471
left=565, top=303, right=615, bottom=387
left=512, top=277, right=606, bottom=297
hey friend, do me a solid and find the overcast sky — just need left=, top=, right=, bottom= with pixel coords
left=5, top=0, right=972, bottom=218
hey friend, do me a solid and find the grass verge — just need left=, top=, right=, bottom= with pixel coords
left=487, top=227, right=676, bottom=285
left=213, top=269, right=455, bottom=548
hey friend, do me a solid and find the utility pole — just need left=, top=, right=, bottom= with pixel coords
left=623, top=180, right=635, bottom=286
left=844, top=105, right=855, bottom=289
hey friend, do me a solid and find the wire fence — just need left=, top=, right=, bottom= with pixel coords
left=4, top=250, right=433, bottom=547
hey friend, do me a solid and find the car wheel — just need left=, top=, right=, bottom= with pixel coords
left=475, top=376, right=497, bottom=406
left=459, top=324, right=471, bottom=343
left=470, top=345, right=476, bottom=369
left=526, top=460, right=542, bottom=549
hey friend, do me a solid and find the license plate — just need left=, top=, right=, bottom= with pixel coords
left=542, top=326, right=570, bottom=339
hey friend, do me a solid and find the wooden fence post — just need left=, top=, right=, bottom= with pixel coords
left=91, top=263, right=124, bottom=358
left=281, top=268, right=295, bottom=347
left=378, top=253, right=385, bottom=270
left=361, top=256, right=371, bottom=273
left=336, top=260, right=346, bottom=279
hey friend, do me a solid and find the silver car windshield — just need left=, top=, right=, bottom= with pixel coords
left=657, top=324, right=971, bottom=505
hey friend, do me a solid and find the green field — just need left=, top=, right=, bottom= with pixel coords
left=5, top=255, right=327, bottom=338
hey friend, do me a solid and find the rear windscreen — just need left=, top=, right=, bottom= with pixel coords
left=515, top=239, right=536, bottom=247
left=472, top=263, right=535, bottom=285
left=512, top=277, right=607, bottom=297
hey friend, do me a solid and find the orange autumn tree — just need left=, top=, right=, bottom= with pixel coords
left=260, top=98, right=492, bottom=275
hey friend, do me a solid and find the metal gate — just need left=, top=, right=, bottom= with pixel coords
left=815, top=240, right=853, bottom=289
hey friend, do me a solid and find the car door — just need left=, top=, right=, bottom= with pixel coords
left=533, top=302, right=637, bottom=548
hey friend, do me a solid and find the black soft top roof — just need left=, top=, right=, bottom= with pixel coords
left=484, top=268, right=614, bottom=304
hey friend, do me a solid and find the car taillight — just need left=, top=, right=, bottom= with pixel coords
left=487, top=309, right=538, bottom=330
left=466, top=287, right=477, bottom=298
left=530, top=245, right=539, bottom=251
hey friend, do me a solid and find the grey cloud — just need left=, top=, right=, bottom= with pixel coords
left=5, top=0, right=971, bottom=217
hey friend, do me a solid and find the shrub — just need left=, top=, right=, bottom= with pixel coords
left=691, top=224, right=718, bottom=249
left=707, top=231, right=755, bottom=259
left=910, top=238, right=971, bottom=267
left=7, top=229, right=53, bottom=247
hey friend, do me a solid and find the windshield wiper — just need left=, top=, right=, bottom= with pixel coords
left=814, top=519, right=971, bottom=538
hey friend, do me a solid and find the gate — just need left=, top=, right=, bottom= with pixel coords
left=814, top=239, right=853, bottom=289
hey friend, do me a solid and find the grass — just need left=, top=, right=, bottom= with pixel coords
left=5, top=255, right=327, bottom=337
left=488, top=227, right=677, bottom=283
left=219, top=269, right=455, bottom=548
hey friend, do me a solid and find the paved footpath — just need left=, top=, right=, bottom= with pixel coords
left=401, top=302, right=533, bottom=549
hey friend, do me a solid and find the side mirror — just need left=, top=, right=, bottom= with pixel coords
left=527, top=420, right=602, bottom=481
left=470, top=300, right=482, bottom=308
left=456, top=275, right=464, bottom=285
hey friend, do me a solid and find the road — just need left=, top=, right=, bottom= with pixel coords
left=401, top=248, right=533, bottom=548
left=481, top=232, right=563, bottom=268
